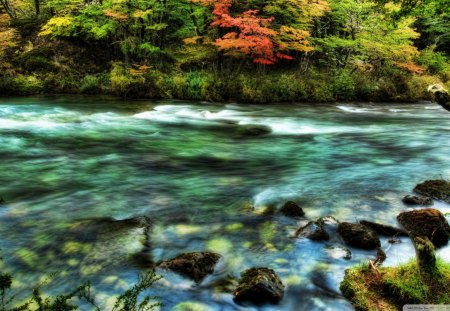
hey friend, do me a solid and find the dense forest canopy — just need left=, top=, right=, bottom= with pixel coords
left=0, top=0, right=449, bottom=102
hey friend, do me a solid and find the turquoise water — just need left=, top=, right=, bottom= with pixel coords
left=0, top=96, right=449, bottom=310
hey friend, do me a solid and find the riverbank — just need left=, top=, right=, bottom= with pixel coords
left=0, top=67, right=446, bottom=104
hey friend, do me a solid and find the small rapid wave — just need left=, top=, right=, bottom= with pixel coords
left=135, top=105, right=380, bottom=136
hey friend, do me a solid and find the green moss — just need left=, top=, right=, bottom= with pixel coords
left=341, top=259, right=450, bottom=310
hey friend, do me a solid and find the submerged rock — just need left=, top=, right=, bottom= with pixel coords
left=397, top=208, right=450, bottom=247
left=67, top=216, right=153, bottom=266
left=234, top=124, right=271, bottom=137
left=413, top=180, right=450, bottom=203
left=337, top=222, right=381, bottom=250
left=359, top=220, right=407, bottom=237
left=280, top=201, right=305, bottom=217
left=402, top=195, right=433, bottom=206
left=158, top=252, right=221, bottom=283
left=234, top=268, right=284, bottom=305
left=296, top=221, right=329, bottom=241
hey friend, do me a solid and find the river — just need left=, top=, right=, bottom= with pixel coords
left=0, top=96, right=449, bottom=310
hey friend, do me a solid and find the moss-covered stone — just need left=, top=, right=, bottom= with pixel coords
left=158, top=252, right=221, bottom=283
left=397, top=208, right=450, bottom=247
left=280, top=201, right=305, bottom=217
left=414, top=180, right=450, bottom=203
left=233, top=267, right=284, bottom=305
left=337, top=222, right=381, bottom=250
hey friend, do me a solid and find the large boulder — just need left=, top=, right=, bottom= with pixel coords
left=428, top=84, right=450, bottom=112
left=337, top=222, right=381, bottom=250
left=280, top=201, right=305, bottom=218
left=413, top=180, right=450, bottom=203
left=397, top=208, right=450, bottom=247
left=234, top=268, right=284, bottom=305
left=295, top=221, right=329, bottom=241
left=359, top=220, right=407, bottom=237
left=158, top=252, right=221, bottom=282
left=402, top=195, right=433, bottom=206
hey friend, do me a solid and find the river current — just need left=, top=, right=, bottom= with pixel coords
left=0, top=97, right=449, bottom=310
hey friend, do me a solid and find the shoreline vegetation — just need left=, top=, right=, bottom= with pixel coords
left=0, top=0, right=449, bottom=103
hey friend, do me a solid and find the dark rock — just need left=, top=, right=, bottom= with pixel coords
left=413, top=180, right=450, bottom=203
left=402, top=195, right=433, bottom=206
left=235, top=124, right=271, bottom=137
left=388, top=237, right=402, bottom=244
left=158, top=252, right=221, bottom=282
left=296, top=221, right=329, bottom=241
left=428, top=84, right=450, bottom=112
left=359, top=220, right=408, bottom=237
left=234, top=268, right=284, bottom=305
left=397, top=208, right=450, bottom=247
left=280, top=201, right=305, bottom=217
left=337, top=222, right=381, bottom=250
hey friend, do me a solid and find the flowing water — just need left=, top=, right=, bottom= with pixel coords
left=0, top=96, right=449, bottom=311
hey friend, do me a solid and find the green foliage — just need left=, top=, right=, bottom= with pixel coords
left=418, top=47, right=450, bottom=75
left=331, top=69, right=356, bottom=100
left=13, top=75, right=43, bottom=95
left=112, top=271, right=162, bottom=311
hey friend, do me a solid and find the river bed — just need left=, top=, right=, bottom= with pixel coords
left=0, top=97, right=449, bottom=310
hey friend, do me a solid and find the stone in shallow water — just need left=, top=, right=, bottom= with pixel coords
left=234, top=124, right=271, bottom=137
left=402, top=195, right=433, bottom=206
left=233, top=267, right=284, bottom=305
left=413, top=180, right=450, bottom=203
left=67, top=216, right=153, bottom=266
left=158, top=252, right=221, bottom=283
left=359, top=220, right=407, bottom=237
left=337, top=222, right=381, bottom=250
left=397, top=208, right=450, bottom=247
left=296, top=221, right=329, bottom=241
left=280, top=201, right=305, bottom=217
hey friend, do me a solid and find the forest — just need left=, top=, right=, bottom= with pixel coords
left=0, top=0, right=449, bottom=102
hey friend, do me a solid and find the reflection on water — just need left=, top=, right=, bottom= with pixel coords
left=0, top=97, right=449, bottom=310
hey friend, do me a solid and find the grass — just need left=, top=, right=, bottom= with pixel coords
left=340, top=258, right=450, bottom=311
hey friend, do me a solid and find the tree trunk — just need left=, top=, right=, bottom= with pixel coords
left=34, top=0, right=40, bottom=16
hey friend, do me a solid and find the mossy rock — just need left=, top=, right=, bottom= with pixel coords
left=397, top=208, right=450, bottom=247
left=337, top=222, right=381, bottom=250
left=280, top=201, right=305, bottom=218
left=158, top=252, right=221, bottom=283
left=233, top=267, right=284, bottom=305
left=413, top=180, right=450, bottom=203
left=402, top=195, right=433, bottom=206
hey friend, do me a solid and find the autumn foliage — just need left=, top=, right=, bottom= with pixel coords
left=195, top=0, right=294, bottom=64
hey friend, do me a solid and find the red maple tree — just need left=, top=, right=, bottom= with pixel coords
left=195, top=0, right=293, bottom=64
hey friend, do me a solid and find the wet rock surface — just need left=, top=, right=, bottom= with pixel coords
left=397, top=208, right=450, bottom=247
left=234, top=124, right=272, bottom=137
left=296, top=221, right=329, bottom=241
left=402, top=195, right=433, bottom=206
left=337, top=222, right=381, bottom=250
left=359, top=220, right=407, bottom=237
left=280, top=201, right=305, bottom=217
left=234, top=267, right=284, bottom=305
left=158, top=252, right=221, bottom=282
left=413, top=180, right=450, bottom=203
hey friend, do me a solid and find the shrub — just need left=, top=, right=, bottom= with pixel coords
left=13, top=75, right=43, bottom=95
left=332, top=69, right=356, bottom=100
left=110, top=63, right=146, bottom=98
